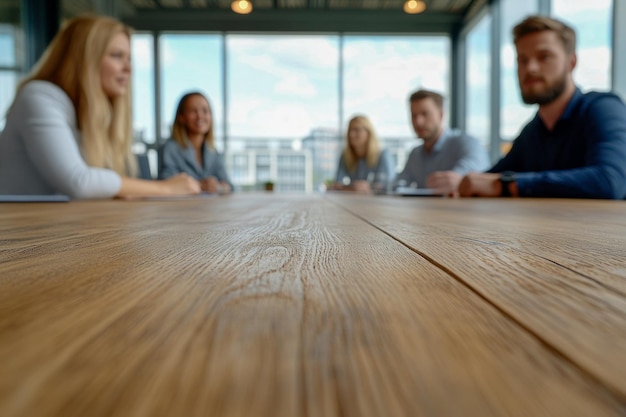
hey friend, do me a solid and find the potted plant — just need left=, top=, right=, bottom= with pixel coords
left=263, top=181, right=275, bottom=192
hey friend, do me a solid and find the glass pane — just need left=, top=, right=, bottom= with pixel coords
left=0, top=3, right=21, bottom=131
left=0, top=0, right=21, bottom=63
left=160, top=34, right=223, bottom=148
left=343, top=35, right=450, bottom=173
left=226, top=35, right=339, bottom=191
left=0, top=71, right=18, bottom=130
left=500, top=0, right=538, bottom=147
left=0, top=24, right=16, bottom=67
left=0, top=0, right=22, bottom=70
left=466, top=15, right=492, bottom=151
left=131, top=33, right=155, bottom=144
left=552, top=0, right=612, bottom=91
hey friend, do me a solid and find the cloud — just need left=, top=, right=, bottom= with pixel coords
left=131, top=36, right=154, bottom=70
left=575, top=46, right=611, bottom=90
left=343, top=39, right=449, bottom=103
left=501, top=45, right=516, bottom=70
left=275, top=75, right=317, bottom=98
left=552, top=0, right=612, bottom=14
left=229, top=38, right=339, bottom=100
left=229, top=99, right=315, bottom=137
left=229, top=36, right=338, bottom=71
left=500, top=104, right=535, bottom=139
left=466, top=56, right=491, bottom=89
left=268, top=37, right=338, bottom=70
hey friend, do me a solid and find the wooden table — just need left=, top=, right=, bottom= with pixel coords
left=1, top=193, right=625, bottom=417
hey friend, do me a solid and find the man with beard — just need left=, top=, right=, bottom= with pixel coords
left=394, top=89, right=488, bottom=194
left=459, top=15, right=626, bottom=199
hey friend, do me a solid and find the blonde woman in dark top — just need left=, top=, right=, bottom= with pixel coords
left=160, top=92, right=233, bottom=194
left=331, top=115, right=395, bottom=193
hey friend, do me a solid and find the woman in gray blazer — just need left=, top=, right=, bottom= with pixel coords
left=160, top=92, right=233, bottom=194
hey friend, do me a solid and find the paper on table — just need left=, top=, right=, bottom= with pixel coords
left=394, top=187, right=444, bottom=197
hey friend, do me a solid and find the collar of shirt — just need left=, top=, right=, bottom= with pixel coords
left=428, top=129, right=451, bottom=153
left=529, top=86, right=582, bottom=132
left=560, top=87, right=583, bottom=122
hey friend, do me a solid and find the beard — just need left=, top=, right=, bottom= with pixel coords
left=418, top=127, right=438, bottom=144
left=520, top=69, right=568, bottom=105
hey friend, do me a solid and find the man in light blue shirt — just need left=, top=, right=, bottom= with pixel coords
left=395, top=89, right=489, bottom=193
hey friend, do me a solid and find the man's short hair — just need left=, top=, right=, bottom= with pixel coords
left=513, top=15, right=576, bottom=55
left=409, top=89, right=444, bottom=110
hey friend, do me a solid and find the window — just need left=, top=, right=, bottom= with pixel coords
left=0, top=71, right=18, bottom=130
left=130, top=33, right=157, bottom=176
left=131, top=34, right=155, bottom=144
left=465, top=14, right=492, bottom=154
left=552, top=0, right=612, bottom=91
left=126, top=28, right=454, bottom=191
left=231, top=154, right=249, bottom=182
left=0, top=20, right=22, bottom=130
left=0, top=24, right=17, bottom=68
left=226, top=34, right=339, bottom=189
left=159, top=34, right=223, bottom=148
left=500, top=0, right=538, bottom=147
left=342, top=35, right=450, bottom=171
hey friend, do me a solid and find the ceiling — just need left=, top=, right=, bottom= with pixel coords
left=1, top=0, right=488, bottom=33
left=124, top=0, right=475, bottom=13
left=114, top=0, right=487, bottom=33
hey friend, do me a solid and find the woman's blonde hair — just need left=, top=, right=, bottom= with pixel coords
left=18, top=14, right=136, bottom=176
left=342, top=115, right=381, bottom=173
left=171, top=92, right=215, bottom=151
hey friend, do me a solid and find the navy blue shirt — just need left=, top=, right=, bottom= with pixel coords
left=488, top=88, right=626, bottom=199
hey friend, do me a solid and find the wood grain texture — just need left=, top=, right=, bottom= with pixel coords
left=0, top=195, right=625, bottom=417
left=325, top=194, right=626, bottom=399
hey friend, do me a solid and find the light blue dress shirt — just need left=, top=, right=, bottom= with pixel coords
left=395, top=129, right=489, bottom=188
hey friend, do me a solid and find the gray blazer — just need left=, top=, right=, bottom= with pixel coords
left=159, top=139, right=233, bottom=189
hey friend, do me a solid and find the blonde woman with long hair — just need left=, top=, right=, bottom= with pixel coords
left=331, top=115, right=395, bottom=193
left=160, top=92, right=232, bottom=194
left=0, top=14, right=200, bottom=199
